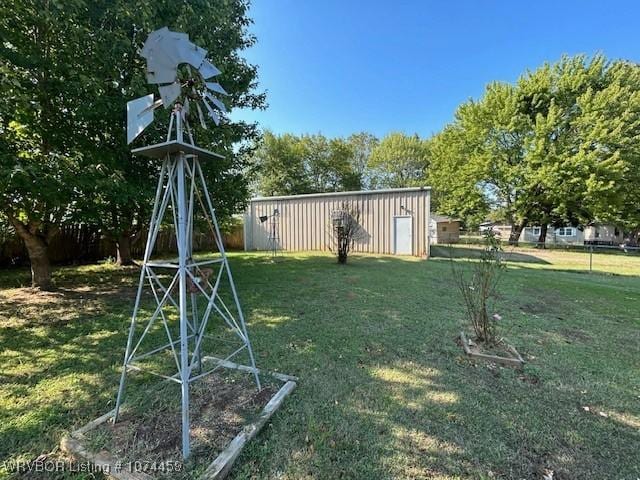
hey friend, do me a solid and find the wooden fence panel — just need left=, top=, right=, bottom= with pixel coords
left=0, top=224, right=244, bottom=267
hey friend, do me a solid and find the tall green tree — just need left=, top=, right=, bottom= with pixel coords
left=369, top=132, right=429, bottom=188
left=428, top=125, right=489, bottom=228
left=347, top=132, right=379, bottom=189
left=0, top=1, right=97, bottom=288
left=253, top=132, right=361, bottom=195
left=429, top=54, right=640, bottom=244
left=0, top=0, right=265, bottom=287
left=301, top=134, right=361, bottom=192
left=252, top=132, right=310, bottom=196
left=575, top=60, right=640, bottom=244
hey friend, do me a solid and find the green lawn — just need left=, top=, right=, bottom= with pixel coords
left=1, top=252, right=639, bottom=479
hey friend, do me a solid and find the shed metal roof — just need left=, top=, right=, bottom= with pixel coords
left=431, top=214, right=460, bottom=223
left=251, top=186, right=431, bottom=202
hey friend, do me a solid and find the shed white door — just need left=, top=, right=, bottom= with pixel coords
left=393, top=216, right=412, bottom=255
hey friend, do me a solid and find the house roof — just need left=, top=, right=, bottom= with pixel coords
left=431, top=214, right=460, bottom=223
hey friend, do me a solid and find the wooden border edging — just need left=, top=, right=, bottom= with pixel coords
left=61, top=409, right=152, bottom=480
left=201, top=380, right=296, bottom=479
left=460, top=331, right=524, bottom=367
left=202, top=355, right=299, bottom=383
left=61, top=359, right=297, bottom=480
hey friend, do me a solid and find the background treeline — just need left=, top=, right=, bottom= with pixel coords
left=252, top=131, right=430, bottom=195
left=253, top=54, right=640, bottom=247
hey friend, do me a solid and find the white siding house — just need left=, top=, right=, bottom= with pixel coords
left=584, top=224, right=624, bottom=245
left=520, top=226, right=584, bottom=245
left=486, top=223, right=624, bottom=246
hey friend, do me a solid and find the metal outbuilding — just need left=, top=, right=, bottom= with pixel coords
left=244, top=187, right=431, bottom=257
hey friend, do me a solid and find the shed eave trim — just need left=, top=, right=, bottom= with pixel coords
left=251, top=186, right=432, bottom=203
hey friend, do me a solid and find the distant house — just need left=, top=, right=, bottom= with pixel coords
left=479, top=221, right=494, bottom=233
left=584, top=224, right=624, bottom=245
left=520, top=225, right=584, bottom=245
left=429, top=214, right=461, bottom=244
left=484, top=222, right=623, bottom=246
left=489, top=224, right=514, bottom=240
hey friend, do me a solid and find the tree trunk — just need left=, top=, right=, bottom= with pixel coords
left=508, top=221, right=526, bottom=246
left=11, top=222, right=52, bottom=289
left=116, top=232, right=134, bottom=266
left=627, top=228, right=639, bottom=247
left=536, top=224, right=548, bottom=248
left=7, top=215, right=53, bottom=289
left=25, top=235, right=52, bottom=289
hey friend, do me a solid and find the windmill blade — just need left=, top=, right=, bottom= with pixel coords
left=145, top=42, right=179, bottom=84
left=178, top=43, right=207, bottom=69
left=133, top=28, right=229, bottom=139
left=202, top=97, right=220, bottom=125
left=127, top=94, right=158, bottom=144
left=146, top=67, right=177, bottom=85
left=205, top=82, right=228, bottom=96
left=140, top=27, right=169, bottom=58
left=204, top=92, right=227, bottom=113
left=198, top=59, right=221, bottom=80
left=195, top=101, right=207, bottom=129
left=158, top=81, right=181, bottom=107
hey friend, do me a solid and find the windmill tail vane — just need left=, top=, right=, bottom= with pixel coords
left=126, top=27, right=229, bottom=144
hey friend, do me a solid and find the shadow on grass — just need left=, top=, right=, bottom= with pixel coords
left=430, top=244, right=551, bottom=264
left=1, top=253, right=639, bottom=479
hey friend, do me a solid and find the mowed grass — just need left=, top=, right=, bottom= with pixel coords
left=0, top=251, right=639, bottom=479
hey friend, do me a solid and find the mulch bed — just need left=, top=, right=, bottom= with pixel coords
left=84, top=371, right=278, bottom=477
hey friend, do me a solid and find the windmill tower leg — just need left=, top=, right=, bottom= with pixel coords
left=114, top=159, right=168, bottom=423
left=196, top=161, right=261, bottom=391
left=176, top=152, right=192, bottom=458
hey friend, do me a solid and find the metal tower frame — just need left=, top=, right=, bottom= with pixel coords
left=268, top=209, right=280, bottom=257
left=259, top=209, right=281, bottom=258
left=113, top=105, right=260, bottom=459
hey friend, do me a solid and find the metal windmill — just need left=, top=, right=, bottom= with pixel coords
left=114, top=27, right=260, bottom=459
left=259, top=208, right=280, bottom=258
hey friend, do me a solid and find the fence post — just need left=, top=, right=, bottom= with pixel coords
left=589, top=245, right=593, bottom=273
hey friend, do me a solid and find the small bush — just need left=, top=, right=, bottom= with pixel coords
left=450, top=230, right=505, bottom=345
left=329, top=202, right=363, bottom=264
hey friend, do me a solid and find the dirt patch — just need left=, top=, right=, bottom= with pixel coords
left=518, top=290, right=563, bottom=316
left=458, top=335, right=515, bottom=358
left=558, top=328, right=591, bottom=343
left=519, top=302, right=547, bottom=315
left=518, top=373, right=541, bottom=385
left=458, top=332, right=524, bottom=368
left=85, top=371, right=278, bottom=476
left=0, top=283, right=139, bottom=328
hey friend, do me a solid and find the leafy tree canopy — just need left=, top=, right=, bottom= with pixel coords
left=0, top=0, right=265, bottom=285
left=253, top=131, right=364, bottom=196
left=369, top=132, right=430, bottom=188
left=428, top=54, right=640, bottom=242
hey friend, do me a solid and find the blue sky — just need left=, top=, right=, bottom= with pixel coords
left=231, top=0, right=639, bottom=138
